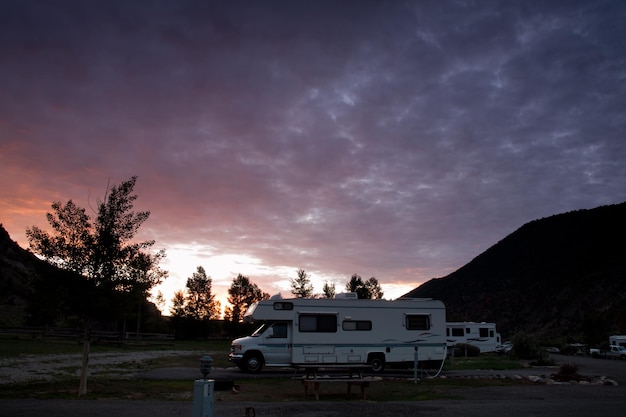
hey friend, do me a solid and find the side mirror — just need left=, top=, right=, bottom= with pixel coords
left=267, top=327, right=274, bottom=337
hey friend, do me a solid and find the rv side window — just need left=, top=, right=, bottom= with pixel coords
left=406, top=314, right=430, bottom=330
left=273, top=302, right=294, bottom=310
left=270, top=323, right=288, bottom=338
left=451, top=328, right=464, bottom=337
left=479, top=328, right=489, bottom=338
left=342, top=320, right=372, bottom=331
left=299, top=314, right=337, bottom=332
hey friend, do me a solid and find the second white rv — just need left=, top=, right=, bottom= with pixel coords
left=609, top=335, right=626, bottom=348
left=229, top=295, right=447, bottom=373
left=446, top=322, right=502, bottom=353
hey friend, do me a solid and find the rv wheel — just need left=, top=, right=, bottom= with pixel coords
left=242, top=353, right=264, bottom=373
left=369, top=355, right=385, bottom=373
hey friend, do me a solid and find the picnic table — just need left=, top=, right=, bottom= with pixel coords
left=296, top=367, right=382, bottom=400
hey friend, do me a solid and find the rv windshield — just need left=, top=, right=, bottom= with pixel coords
left=251, top=323, right=269, bottom=337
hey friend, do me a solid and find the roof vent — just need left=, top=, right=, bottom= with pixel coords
left=335, top=292, right=358, bottom=300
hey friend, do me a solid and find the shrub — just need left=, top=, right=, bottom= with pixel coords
left=558, top=362, right=578, bottom=376
left=559, top=344, right=578, bottom=355
left=510, top=331, right=546, bottom=360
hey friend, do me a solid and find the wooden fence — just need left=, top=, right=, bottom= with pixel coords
left=0, top=326, right=175, bottom=344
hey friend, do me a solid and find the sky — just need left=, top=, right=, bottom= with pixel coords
left=1, top=0, right=625, bottom=315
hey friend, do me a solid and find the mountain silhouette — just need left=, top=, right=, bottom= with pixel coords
left=402, top=202, right=626, bottom=343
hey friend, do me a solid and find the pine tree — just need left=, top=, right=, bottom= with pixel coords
left=290, top=269, right=314, bottom=298
left=322, top=281, right=336, bottom=298
left=184, top=266, right=219, bottom=320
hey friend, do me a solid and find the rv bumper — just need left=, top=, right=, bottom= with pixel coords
left=228, top=353, right=243, bottom=365
left=229, top=352, right=244, bottom=365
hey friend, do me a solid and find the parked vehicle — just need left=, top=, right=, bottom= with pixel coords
left=606, top=345, right=626, bottom=360
left=546, top=346, right=560, bottom=354
left=498, top=341, right=513, bottom=354
left=229, top=294, right=447, bottom=373
left=566, top=343, right=588, bottom=356
left=446, top=322, right=502, bottom=353
left=609, top=335, right=626, bottom=348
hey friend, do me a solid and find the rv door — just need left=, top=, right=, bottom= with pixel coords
left=263, top=322, right=292, bottom=366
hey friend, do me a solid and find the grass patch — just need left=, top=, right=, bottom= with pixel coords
left=0, top=338, right=87, bottom=356
left=0, top=338, right=233, bottom=372
left=127, top=349, right=232, bottom=369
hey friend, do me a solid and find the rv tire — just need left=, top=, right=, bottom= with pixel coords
left=241, top=352, right=264, bottom=373
left=369, top=355, right=385, bottom=373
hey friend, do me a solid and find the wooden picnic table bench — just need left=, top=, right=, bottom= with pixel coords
left=296, top=367, right=381, bottom=400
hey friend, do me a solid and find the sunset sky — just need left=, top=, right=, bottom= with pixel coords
left=1, top=1, right=625, bottom=315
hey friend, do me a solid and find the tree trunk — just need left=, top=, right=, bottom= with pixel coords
left=136, top=301, right=142, bottom=339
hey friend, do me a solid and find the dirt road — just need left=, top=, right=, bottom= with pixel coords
left=3, top=384, right=625, bottom=417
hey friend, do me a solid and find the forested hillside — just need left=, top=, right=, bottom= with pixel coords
left=0, top=224, right=164, bottom=331
left=0, top=224, right=40, bottom=325
left=0, top=224, right=77, bottom=326
left=403, top=202, right=626, bottom=344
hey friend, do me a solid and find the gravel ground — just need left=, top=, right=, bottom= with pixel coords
left=0, top=350, right=198, bottom=384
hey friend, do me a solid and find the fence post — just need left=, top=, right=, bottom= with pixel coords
left=78, top=326, right=90, bottom=396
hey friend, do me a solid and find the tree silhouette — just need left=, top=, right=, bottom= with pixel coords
left=26, top=176, right=165, bottom=294
left=170, top=290, right=186, bottom=318
left=322, top=281, right=336, bottom=298
left=225, top=274, right=268, bottom=324
left=345, top=274, right=384, bottom=299
left=365, top=277, right=384, bottom=299
left=184, top=266, right=220, bottom=320
left=25, top=176, right=166, bottom=395
left=290, top=269, right=313, bottom=298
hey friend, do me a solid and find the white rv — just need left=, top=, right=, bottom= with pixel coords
left=446, top=322, right=502, bottom=353
left=229, top=295, right=447, bottom=373
left=609, top=335, right=626, bottom=348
